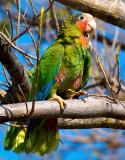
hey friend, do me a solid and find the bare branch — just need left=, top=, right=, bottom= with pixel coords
left=0, top=88, right=7, bottom=100
left=29, top=0, right=36, bottom=16
left=56, top=0, right=125, bottom=29
left=50, top=0, right=59, bottom=33
left=1, top=97, right=125, bottom=124
left=22, top=15, right=37, bottom=52
left=16, top=0, right=21, bottom=35
left=30, top=7, right=44, bottom=115
left=0, top=42, right=31, bottom=103
left=58, top=118, right=125, bottom=129
left=6, top=9, right=13, bottom=38
left=96, top=55, right=117, bottom=101
left=2, top=117, right=125, bottom=130
left=97, top=34, right=125, bottom=51
left=115, top=47, right=121, bottom=96
left=0, top=32, right=36, bottom=60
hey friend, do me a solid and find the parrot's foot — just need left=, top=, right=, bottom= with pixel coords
left=68, top=89, right=88, bottom=99
left=49, top=94, right=66, bottom=111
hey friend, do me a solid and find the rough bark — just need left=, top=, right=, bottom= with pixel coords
left=58, top=118, right=125, bottom=129
left=56, top=0, right=125, bottom=29
left=0, top=97, right=125, bottom=124
left=0, top=42, right=31, bottom=103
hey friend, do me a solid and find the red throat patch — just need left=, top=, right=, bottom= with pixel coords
left=76, top=20, right=88, bottom=31
left=79, top=34, right=87, bottom=48
left=76, top=20, right=88, bottom=48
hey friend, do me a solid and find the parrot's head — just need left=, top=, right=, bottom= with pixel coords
left=72, top=13, right=96, bottom=33
left=58, top=13, right=96, bottom=49
left=59, top=13, right=96, bottom=37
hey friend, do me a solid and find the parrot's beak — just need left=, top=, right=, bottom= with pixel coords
left=86, top=18, right=96, bottom=32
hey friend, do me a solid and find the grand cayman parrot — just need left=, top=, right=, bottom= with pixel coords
left=4, top=13, right=96, bottom=155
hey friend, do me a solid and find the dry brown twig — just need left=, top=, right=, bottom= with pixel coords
left=2, top=65, right=11, bottom=85
left=16, top=0, right=21, bottom=36
left=22, top=15, right=37, bottom=52
left=0, top=82, right=10, bottom=88
left=11, top=0, right=54, bottom=43
left=6, top=9, right=13, bottom=38
left=115, top=45, right=121, bottom=97
left=29, top=0, right=36, bottom=16
left=96, top=55, right=117, bottom=102
left=0, top=32, right=36, bottom=60
left=30, top=7, right=44, bottom=115
left=17, top=84, right=28, bottom=115
left=49, top=0, right=59, bottom=33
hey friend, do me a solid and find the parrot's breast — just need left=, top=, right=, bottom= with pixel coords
left=56, top=42, right=85, bottom=97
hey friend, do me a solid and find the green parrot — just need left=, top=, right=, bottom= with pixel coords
left=4, top=13, right=96, bottom=155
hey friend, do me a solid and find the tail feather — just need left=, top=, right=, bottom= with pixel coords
left=4, top=125, right=26, bottom=152
left=25, top=118, right=59, bottom=155
left=4, top=118, right=59, bottom=155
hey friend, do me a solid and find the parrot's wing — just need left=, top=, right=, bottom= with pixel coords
left=29, top=42, right=64, bottom=101
left=82, top=49, right=92, bottom=88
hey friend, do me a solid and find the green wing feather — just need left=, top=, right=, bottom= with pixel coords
left=29, top=41, right=64, bottom=100
left=82, top=49, right=92, bottom=87
left=4, top=41, right=64, bottom=155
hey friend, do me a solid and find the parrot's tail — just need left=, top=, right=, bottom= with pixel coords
left=4, top=118, right=59, bottom=155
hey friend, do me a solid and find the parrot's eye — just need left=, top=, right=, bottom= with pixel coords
left=84, top=32, right=90, bottom=38
left=79, top=16, right=84, bottom=20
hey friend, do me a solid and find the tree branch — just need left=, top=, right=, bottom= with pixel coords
left=0, top=97, right=125, bottom=124
left=0, top=42, right=31, bottom=103
left=58, top=118, right=125, bottom=129
left=97, top=34, right=125, bottom=51
left=56, top=0, right=125, bottom=29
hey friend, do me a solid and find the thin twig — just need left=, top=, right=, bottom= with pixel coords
left=96, top=55, right=112, bottom=90
left=115, top=47, right=121, bottom=96
left=112, top=45, right=121, bottom=77
left=23, top=1, right=28, bottom=17
left=4, top=27, right=11, bottom=39
left=11, top=15, right=37, bottom=42
left=22, top=15, right=37, bottom=51
left=2, top=65, right=11, bottom=85
left=6, top=9, right=13, bottom=38
left=0, top=88, right=7, bottom=100
left=50, top=0, right=59, bottom=33
left=102, top=38, right=113, bottom=71
left=88, top=93, right=116, bottom=102
left=0, top=32, right=36, bottom=60
left=11, top=0, right=54, bottom=42
left=96, top=55, right=117, bottom=102
left=17, top=84, right=29, bottom=116
left=111, top=27, right=119, bottom=51
left=4, top=122, right=26, bottom=128
left=30, top=7, right=44, bottom=115
left=44, top=0, right=54, bottom=14
left=16, top=0, right=21, bottom=35
left=0, top=82, right=10, bottom=87
left=84, top=81, right=104, bottom=90
left=30, top=0, right=36, bottom=16
left=1, top=22, right=11, bottom=39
